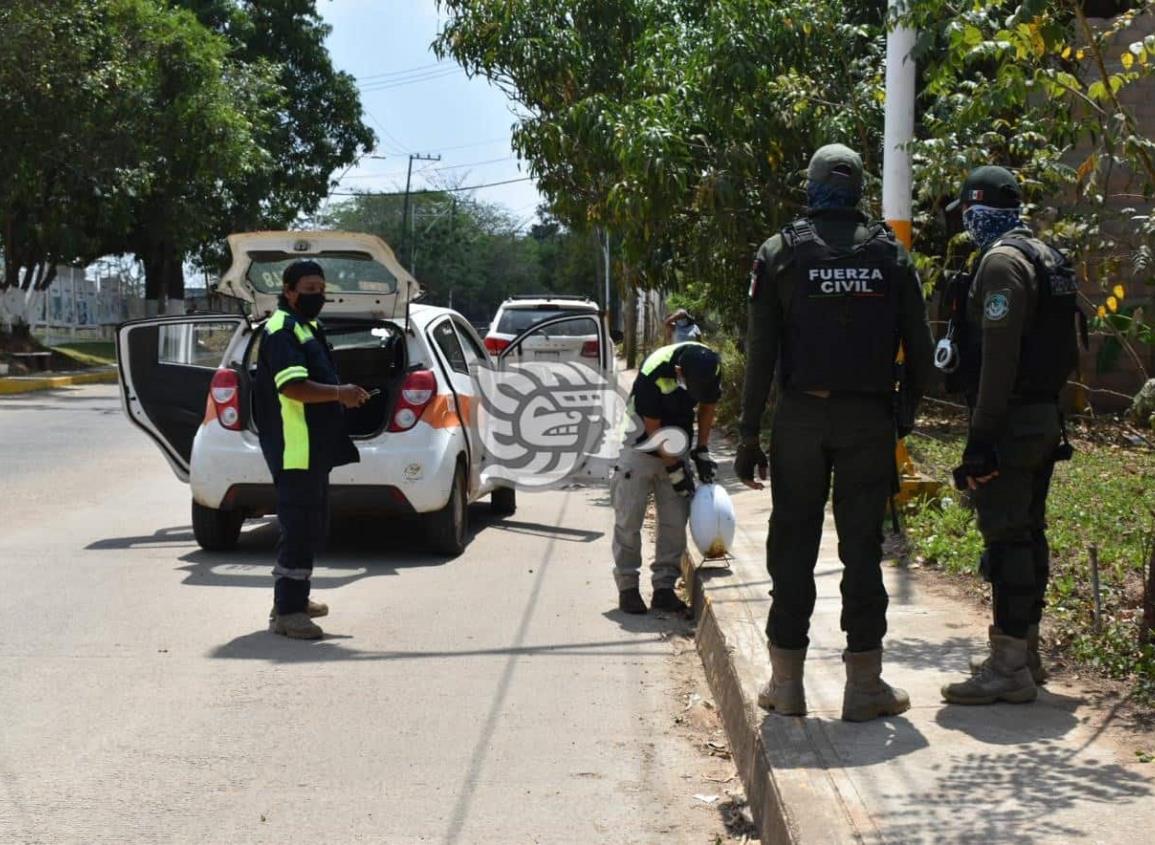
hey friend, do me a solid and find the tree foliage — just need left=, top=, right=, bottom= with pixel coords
left=0, top=0, right=155, bottom=290
left=322, top=191, right=603, bottom=324
left=0, top=0, right=374, bottom=309
left=437, top=0, right=1155, bottom=386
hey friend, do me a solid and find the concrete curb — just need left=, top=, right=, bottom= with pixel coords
left=683, top=550, right=799, bottom=844
left=0, top=368, right=117, bottom=395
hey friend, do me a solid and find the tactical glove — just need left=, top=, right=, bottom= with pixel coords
left=734, top=440, right=769, bottom=482
left=691, top=446, right=717, bottom=484
left=666, top=460, right=696, bottom=498
left=952, top=433, right=998, bottom=491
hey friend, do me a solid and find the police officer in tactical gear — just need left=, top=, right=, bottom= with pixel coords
left=613, top=342, right=722, bottom=615
left=939, top=166, right=1081, bottom=705
left=735, top=144, right=936, bottom=722
left=256, top=260, right=369, bottom=639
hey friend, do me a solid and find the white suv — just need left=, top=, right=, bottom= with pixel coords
left=116, top=231, right=612, bottom=556
left=485, top=295, right=615, bottom=368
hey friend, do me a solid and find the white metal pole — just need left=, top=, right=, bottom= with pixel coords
left=882, top=1, right=916, bottom=251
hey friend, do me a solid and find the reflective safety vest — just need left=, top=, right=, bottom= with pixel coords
left=626, top=342, right=713, bottom=446
left=780, top=218, right=902, bottom=394
left=255, top=308, right=358, bottom=475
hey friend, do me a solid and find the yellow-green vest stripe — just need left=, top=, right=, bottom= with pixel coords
left=641, top=342, right=711, bottom=395
left=279, top=394, right=310, bottom=470
left=274, top=365, right=310, bottom=390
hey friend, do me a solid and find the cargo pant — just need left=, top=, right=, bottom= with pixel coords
left=971, top=402, right=1061, bottom=638
left=611, top=447, right=691, bottom=591
left=273, top=468, right=330, bottom=614
left=765, top=392, right=896, bottom=653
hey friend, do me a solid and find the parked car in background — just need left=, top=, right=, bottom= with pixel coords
left=484, top=295, right=615, bottom=369
left=116, top=232, right=612, bottom=556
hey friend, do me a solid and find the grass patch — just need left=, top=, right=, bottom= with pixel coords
left=50, top=342, right=117, bottom=368
left=905, top=410, right=1155, bottom=702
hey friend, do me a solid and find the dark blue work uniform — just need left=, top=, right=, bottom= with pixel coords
left=255, top=307, right=359, bottom=614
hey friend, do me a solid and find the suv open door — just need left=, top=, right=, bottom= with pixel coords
left=117, top=315, right=247, bottom=481
left=484, top=312, right=619, bottom=487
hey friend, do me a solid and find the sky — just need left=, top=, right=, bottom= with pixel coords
left=318, top=0, right=543, bottom=227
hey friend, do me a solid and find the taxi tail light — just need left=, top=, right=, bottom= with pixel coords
left=389, top=369, right=437, bottom=432
left=209, top=368, right=242, bottom=431
left=580, top=340, right=600, bottom=358
left=484, top=336, right=510, bottom=355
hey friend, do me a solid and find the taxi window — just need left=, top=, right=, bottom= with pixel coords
left=245, top=252, right=398, bottom=295
left=431, top=320, right=468, bottom=374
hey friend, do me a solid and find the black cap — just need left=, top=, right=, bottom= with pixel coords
left=283, top=259, right=325, bottom=287
left=946, top=165, right=1022, bottom=212
left=677, top=344, right=722, bottom=404
left=808, top=144, right=864, bottom=196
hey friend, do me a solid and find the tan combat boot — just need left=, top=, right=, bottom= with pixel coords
left=841, top=649, right=911, bottom=722
left=272, top=612, right=323, bottom=640
left=943, top=633, right=1037, bottom=705
left=757, top=646, right=807, bottom=716
left=970, top=624, right=1047, bottom=684
left=268, top=599, right=329, bottom=625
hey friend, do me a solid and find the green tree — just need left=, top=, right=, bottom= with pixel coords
left=119, top=0, right=279, bottom=309
left=175, top=0, right=376, bottom=276
left=0, top=0, right=155, bottom=293
left=435, top=0, right=887, bottom=334
left=322, top=190, right=600, bottom=324
left=123, top=0, right=375, bottom=307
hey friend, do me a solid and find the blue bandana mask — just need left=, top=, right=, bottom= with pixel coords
left=963, top=204, right=1022, bottom=250
left=807, top=179, right=860, bottom=210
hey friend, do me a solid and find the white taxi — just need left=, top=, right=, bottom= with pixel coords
left=116, top=231, right=612, bottom=556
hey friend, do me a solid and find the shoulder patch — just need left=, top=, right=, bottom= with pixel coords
left=984, top=290, right=1011, bottom=322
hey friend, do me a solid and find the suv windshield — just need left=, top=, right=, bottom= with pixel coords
left=246, top=251, right=398, bottom=295
left=497, top=308, right=596, bottom=336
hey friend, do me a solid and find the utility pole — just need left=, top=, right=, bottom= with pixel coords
left=882, top=1, right=916, bottom=251
left=883, top=0, right=922, bottom=504
left=401, top=153, right=441, bottom=273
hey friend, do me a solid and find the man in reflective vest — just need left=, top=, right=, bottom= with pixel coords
left=613, top=342, right=722, bottom=615
left=736, top=144, right=936, bottom=721
left=939, top=166, right=1080, bottom=705
left=256, top=260, right=368, bottom=639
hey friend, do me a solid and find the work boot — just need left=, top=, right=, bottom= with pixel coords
left=943, top=633, right=1037, bottom=705
left=268, top=599, right=329, bottom=624
left=841, top=649, right=911, bottom=722
left=272, top=612, right=323, bottom=640
left=969, top=625, right=1048, bottom=685
left=651, top=587, right=688, bottom=614
left=619, top=588, right=647, bottom=615
left=757, top=646, right=807, bottom=716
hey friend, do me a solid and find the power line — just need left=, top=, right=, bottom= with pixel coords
left=330, top=176, right=534, bottom=198
left=362, top=109, right=409, bottom=155
left=356, top=62, right=445, bottom=82
left=359, top=68, right=461, bottom=93
left=340, top=156, right=518, bottom=181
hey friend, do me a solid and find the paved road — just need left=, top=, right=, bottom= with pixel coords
left=0, top=385, right=732, bottom=844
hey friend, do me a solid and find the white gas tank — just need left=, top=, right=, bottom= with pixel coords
left=689, top=483, right=736, bottom=559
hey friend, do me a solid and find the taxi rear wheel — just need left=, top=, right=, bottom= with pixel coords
left=427, top=464, right=467, bottom=557
left=192, top=500, right=244, bottom=551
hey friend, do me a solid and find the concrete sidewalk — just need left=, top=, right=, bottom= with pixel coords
left=684, top=476, right=1155, bottom=844
left=0, top=367, right=117, bottom=395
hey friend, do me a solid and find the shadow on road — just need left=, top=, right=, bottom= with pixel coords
left=484, top=517, right=603, bottom=543
left=209, top=633, right=670, bottom=664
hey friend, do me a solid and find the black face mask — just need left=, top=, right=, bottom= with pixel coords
left=294, top=292, right=326, bottom=320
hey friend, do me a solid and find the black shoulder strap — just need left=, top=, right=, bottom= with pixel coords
left=782, top=217, right=819, bottom=249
